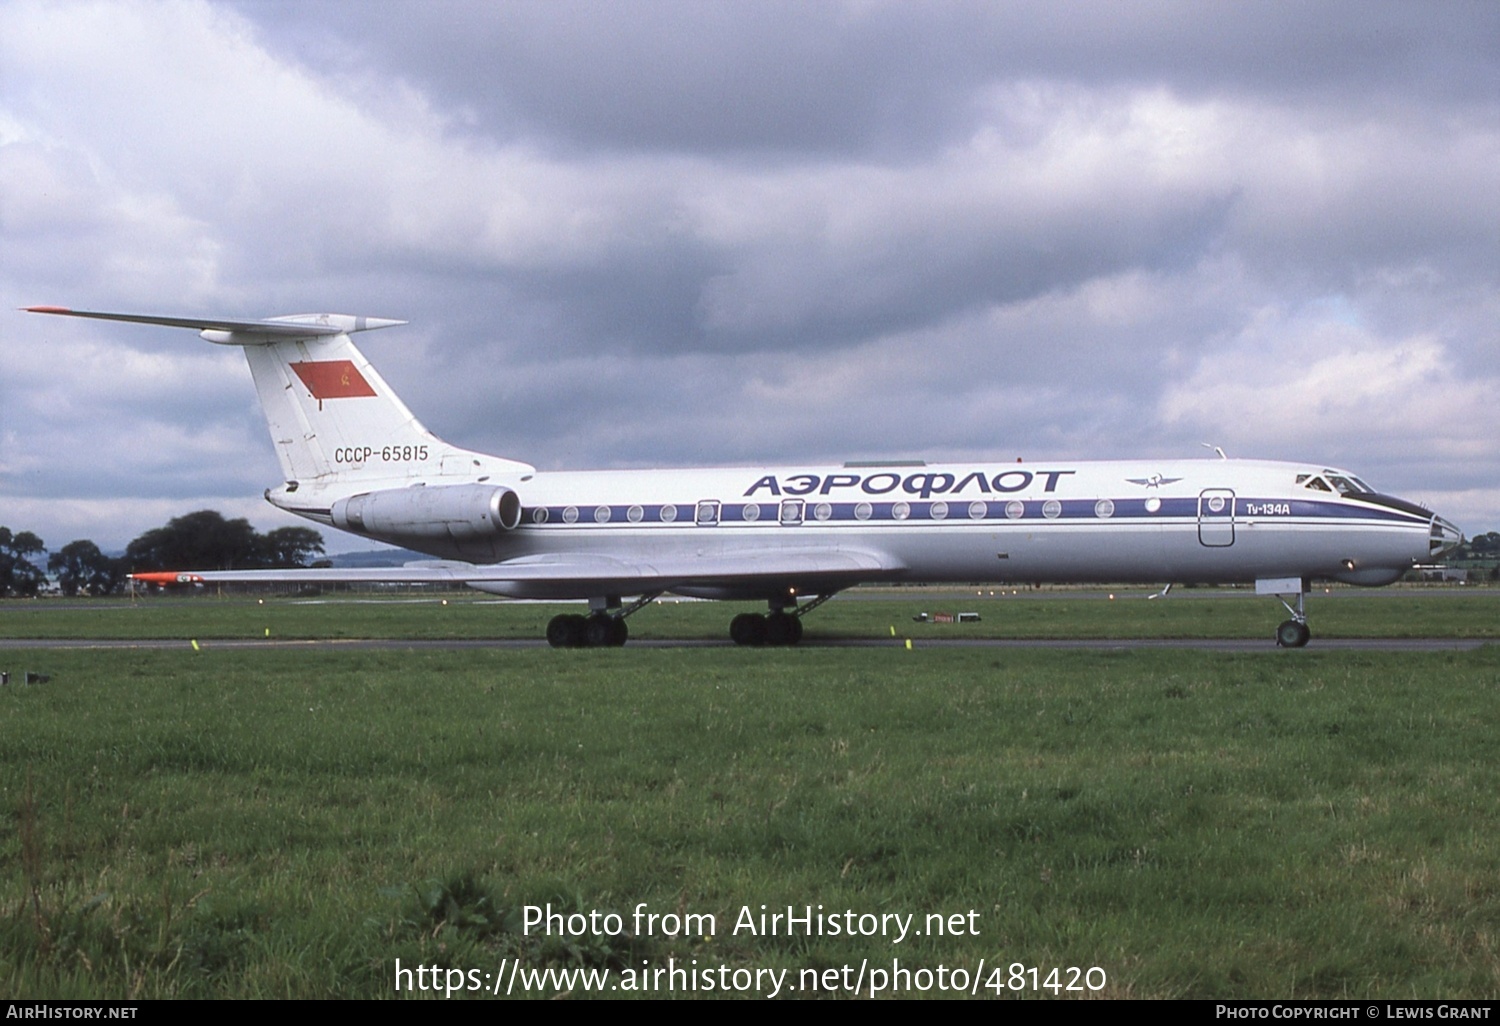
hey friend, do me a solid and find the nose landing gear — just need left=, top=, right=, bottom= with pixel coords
left=1259, top=578, right=1311, bottom=648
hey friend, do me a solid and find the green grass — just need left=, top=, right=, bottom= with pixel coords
left=2, top=586, right=1497, bottom=642
left=4, top=617, right=1500, bottom=998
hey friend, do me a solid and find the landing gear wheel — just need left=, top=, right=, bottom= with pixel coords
left=730, top=612, right=768, bottom=646
left=766, top=611, right=802, bottom=646
left=1275, top=619, right=1311, bottom=648
left=607, top=617, right=628, bottom=647
left=547, top=613, right=588, bottom=648
left=586, top=613, right=628, bottom=647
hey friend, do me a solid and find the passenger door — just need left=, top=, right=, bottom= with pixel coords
left=1197, top=489, right=1236, bottom=547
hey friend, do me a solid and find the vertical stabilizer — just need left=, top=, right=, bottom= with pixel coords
left=241, top=331, right=442, bottom=484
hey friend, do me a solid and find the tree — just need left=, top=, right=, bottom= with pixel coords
left=1467, top=532, right=1499, bottom=557
left=48, top=540, right=127, bottom=597
left=125, top=511, right=266, bottom=572
left=0, top=527, right=47, bottom=597
left=257, top=527, right=325, bottom=568
left=125, top=511, right=325, bottom=573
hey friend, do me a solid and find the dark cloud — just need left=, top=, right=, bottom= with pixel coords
left=228, top=0, right=1500, bottom=156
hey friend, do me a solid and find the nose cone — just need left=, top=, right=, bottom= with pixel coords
left=1430, top=516, right=1464, bottom=557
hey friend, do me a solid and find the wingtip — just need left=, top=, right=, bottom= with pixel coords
left=23, top=305, right=72, bottom=314
left=129, top=571, right=205, bottom=585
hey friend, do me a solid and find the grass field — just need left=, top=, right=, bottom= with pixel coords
left=2, top=585, right=1498, bottom=642
left=3, top=594, right=1499, bottom=999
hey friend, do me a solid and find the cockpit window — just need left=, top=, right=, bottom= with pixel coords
left=1318, top=470, right=1376, bottom=496
left=1301, top=475, right=1333, bottom=492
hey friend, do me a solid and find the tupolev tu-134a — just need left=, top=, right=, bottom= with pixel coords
left=27, top=306, right=1463, bottom=648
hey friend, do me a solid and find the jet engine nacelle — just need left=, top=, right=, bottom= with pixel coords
left=331, top=484, right=522, bottom=540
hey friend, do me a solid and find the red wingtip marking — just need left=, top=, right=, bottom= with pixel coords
left=24, top=305, right=73, bottom=313
left=129, top=571, right=203, bottom=585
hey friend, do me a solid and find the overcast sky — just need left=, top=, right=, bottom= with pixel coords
left=2, top=0, right=1496, bottom=553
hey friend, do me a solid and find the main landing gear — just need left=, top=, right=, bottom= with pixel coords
left=546, top=612, right=627, bottom=648
left=546, top=591, right=833, bottom=648
left=729, top=593, right=832, bottom=647
left=546, top=593, right=659, bottom=648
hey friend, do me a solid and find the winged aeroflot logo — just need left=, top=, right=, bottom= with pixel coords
left=1126, top=474, right=1183, bottom=488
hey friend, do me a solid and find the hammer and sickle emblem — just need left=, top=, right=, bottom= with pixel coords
left=340, top=370, right=351, bottom=387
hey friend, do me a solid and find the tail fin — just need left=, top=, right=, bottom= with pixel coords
left=232, top=317, right=523, bottom=486
left=25, top=308, right=533, bottom=492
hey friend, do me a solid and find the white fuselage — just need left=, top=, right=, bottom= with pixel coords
left=269, top=457, right=1450, bottom=600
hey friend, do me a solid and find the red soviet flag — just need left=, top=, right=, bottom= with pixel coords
left=290, top=360, right=377, bottom=399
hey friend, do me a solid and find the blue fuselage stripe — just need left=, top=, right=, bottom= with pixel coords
left=522, top=498, right=1426, bottom=528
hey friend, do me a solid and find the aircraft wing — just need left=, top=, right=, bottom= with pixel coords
left=129, top=549, right=905, bottom=598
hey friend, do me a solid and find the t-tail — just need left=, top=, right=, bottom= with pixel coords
left=24, top=307, right=534, bottom=525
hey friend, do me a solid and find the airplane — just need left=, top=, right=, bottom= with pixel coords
left=27, top=305, right=1464, bottom=648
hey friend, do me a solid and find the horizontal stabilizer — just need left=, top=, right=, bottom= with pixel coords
left=25, top=307, right=405, bottom=342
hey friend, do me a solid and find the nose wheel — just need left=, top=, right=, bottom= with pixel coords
left=1266, top=582, right=1311, bottom=648
left=1275, top=619, right=1311, bottom=648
